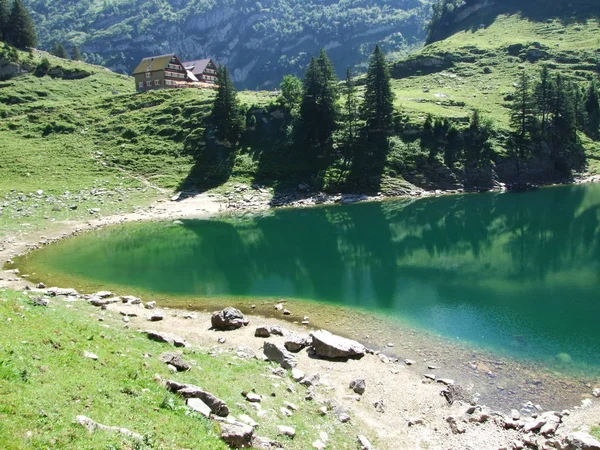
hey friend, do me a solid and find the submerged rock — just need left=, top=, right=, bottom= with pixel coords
left=211, top=307, right=249, bottom=330
left=310, top=330, right=365, bottom=359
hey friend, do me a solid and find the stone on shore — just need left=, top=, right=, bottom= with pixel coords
left=284, top=333, right=311, bottom=353
left=220, top=422, right=254, bottom=448
left=263, top=341, right=297, bottom=369
left=565, top=432, right=600, bottom=450
left=47, top=287, right=78, bottom=297
left=211, top=307, right=249, bottom=330
left=143, top=330, right=188, bottom=348
left=93, top=291, right=112, bottom=298
left=147, top=312, right=164, bottom=322
left=358, top=435, right=374, bottom=450
left=310, top=329, right=365, bottom=359
left=255, top=326, right=271, bottom=338
left=349, top=378, right=366, bottom=395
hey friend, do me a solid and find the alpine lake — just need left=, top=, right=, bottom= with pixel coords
left=12, top=183, right=600, bottom=411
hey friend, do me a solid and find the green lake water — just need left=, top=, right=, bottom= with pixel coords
left=15, top=183, right=600, bottom=372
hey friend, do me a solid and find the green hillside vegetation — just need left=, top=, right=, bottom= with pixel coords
left=22, top=0, right=430, bottom=88
left=0, top=289, right=357, bottom=449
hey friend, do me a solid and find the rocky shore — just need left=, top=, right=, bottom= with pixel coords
left=7, top=284, right=600, bottom=450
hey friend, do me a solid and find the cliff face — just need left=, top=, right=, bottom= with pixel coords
left=24, top=0, right=431, bottom=89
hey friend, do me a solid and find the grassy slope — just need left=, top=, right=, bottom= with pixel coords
left=0, top=289, right=357, bottom=449
left=389, top=13, right=600, bottom=171
left=0, top=44, right=274, bottom=237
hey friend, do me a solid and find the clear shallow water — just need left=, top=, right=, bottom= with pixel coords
left=16, top=184, right=600, bottom=372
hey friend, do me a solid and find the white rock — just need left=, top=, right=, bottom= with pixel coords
left=83, top=351, right=98, bottom=360
left=358, top=434, right=374, bottom=450
left=187, top=398, right=212, bottom=418
left=291, top=368, right=305, bottom=382
left=245, top=393, right=262, bottom=403
left=277, top=425, right=295, bottom=438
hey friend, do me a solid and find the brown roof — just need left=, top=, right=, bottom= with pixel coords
left=132, top=54, right=177, bottom=75
left=182, top=58, right=215, bottom=76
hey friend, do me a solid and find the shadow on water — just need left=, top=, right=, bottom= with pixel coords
left=15, top=184, right=600, bottom=369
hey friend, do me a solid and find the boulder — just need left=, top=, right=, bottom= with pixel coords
left=255, top=326, right=271, bottom=338
left=47, top=287, right=78, bottom=296
left=211, top=307, right=249, bottom=330
left=565, top=432, right=600, bottom=450
left=277, top=425, right=295, bottom=438
left=220, top=422, right=254, bottom=448
left=159, top=352, right=191, bottom=372
left=269, top=325, right=284, bottom=336
left=93, top=291, right=112, bottom=298
left=147, top=313, right=164, bottom=322
left=358, top=435, right=374, bottom=450
left=263, top=342, right=297, bottom=369
left=349, top=378, right=366, bottom=395
left=284, top=334, right=310, bottom=353
left=166, top=381, right=229, bottom=417
left=310, top=330, right=365, bottom=359
left=143, top=330, right=188, bottom=347
left=186, top=398, right=212, bottom=418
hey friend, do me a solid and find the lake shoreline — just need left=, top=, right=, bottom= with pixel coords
left=2, top=177, right=600, bottom=449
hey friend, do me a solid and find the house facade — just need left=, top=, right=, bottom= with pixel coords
left=132, top=54, right=190, bottom=92
left=182, top=58, right=218, bottom=84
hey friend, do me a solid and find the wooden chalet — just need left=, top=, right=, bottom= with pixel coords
left=132, top=54, right=190, bottom=91
left=182, top=58, right=218, bottom=84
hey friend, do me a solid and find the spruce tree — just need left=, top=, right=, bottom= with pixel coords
left=52, top=42, right=67, bottom=59
left=535, top=65, right=552, bottom=137
left=6, top=0, right=37, bottom=49
left=343, top=67, right=359, bottom=145
left=0, top=0, right=9, bottom=42
left=71, top=45, right=82, bottom=61
left=509, top=71, right=536, bottom=159
left=585, top=80, right=599, bottom=139
left=212, top=65, right=245, bottom=145
left=299, top=50, right=339, bottom=150
left=362, top=45, right=394, bottom=143
left=444, top=124, right=461, bottom=168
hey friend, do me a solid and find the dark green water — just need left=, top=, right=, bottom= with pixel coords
left=16, top=184, right=600, bottom=370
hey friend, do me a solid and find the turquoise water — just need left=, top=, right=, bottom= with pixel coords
left=16, top=184, right=600, bottom=370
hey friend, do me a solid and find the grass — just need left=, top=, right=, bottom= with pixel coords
left=0, top=289, right=357, bottom=449
left=592, top=426, right=600, bottom=440
left=0, top=44, right=276, bottom=238
left=389, top=13, right=600, bottom=171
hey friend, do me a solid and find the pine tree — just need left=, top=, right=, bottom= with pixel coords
left=444, top=124, right=461, bottom=168
left=362, top=45, right=394, bottom=143
left=420, top=114, right=435, bottom=153
left=299, top=50, right=339, bottom=150
left=509, top=71, right=536, bottom=159
left=71, top=45, right=82, bottom=61
left=343, top=67, right=359, bottom=145
left=464, top=110, right=491, bottom=168
left=585, top=80, right=599, bottom=139
left=212, top=65, right=245, bottom=145
left=0, top=0, right=9, bottom=42
left=534, top=66, right=552, bottom=137
left=51, top=42, right=67, bottom=59
left=6, top=0, right=37, bottom=49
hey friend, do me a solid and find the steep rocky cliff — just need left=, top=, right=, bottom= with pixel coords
left=24, top=0, right=431, bottom=88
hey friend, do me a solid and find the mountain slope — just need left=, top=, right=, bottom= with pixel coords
left=23, top=0, right=431, bottom=89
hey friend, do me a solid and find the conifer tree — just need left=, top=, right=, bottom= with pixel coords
left=420, top=114, right=435, bottom=153
left=6, top=0, right=37, bottom=49
left=212, top=65, right=245, bottom=145
left=51, top=42, right=67, bottom=59
left=362, top=45, right=394, bottom=143
left=71, top=45, right=82, bottom=61
left=464, top=110, right=491, bottom=167
left=585, top=80, right=599, bottom=139
left=535, top=66, right=552, bottom=137
left=343, top=67, right=359, bottom=145
left=299, top=50, right=339, bottom=150
left=0, top=0, right=9, bottom=42
left=444, top=124, right=461, bottom=168
left=509, top=71, right=536, bottom=158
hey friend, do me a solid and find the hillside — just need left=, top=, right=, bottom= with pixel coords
left=22, top=0, right=431, bottom=89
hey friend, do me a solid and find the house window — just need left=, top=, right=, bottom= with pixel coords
left=138, top=82, right=144, bottom=88
left=145, top=72, right=151, bottom=79
left=146, top=81, right=151, bottom=87
left=154, top=79, right=161, bottom=86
